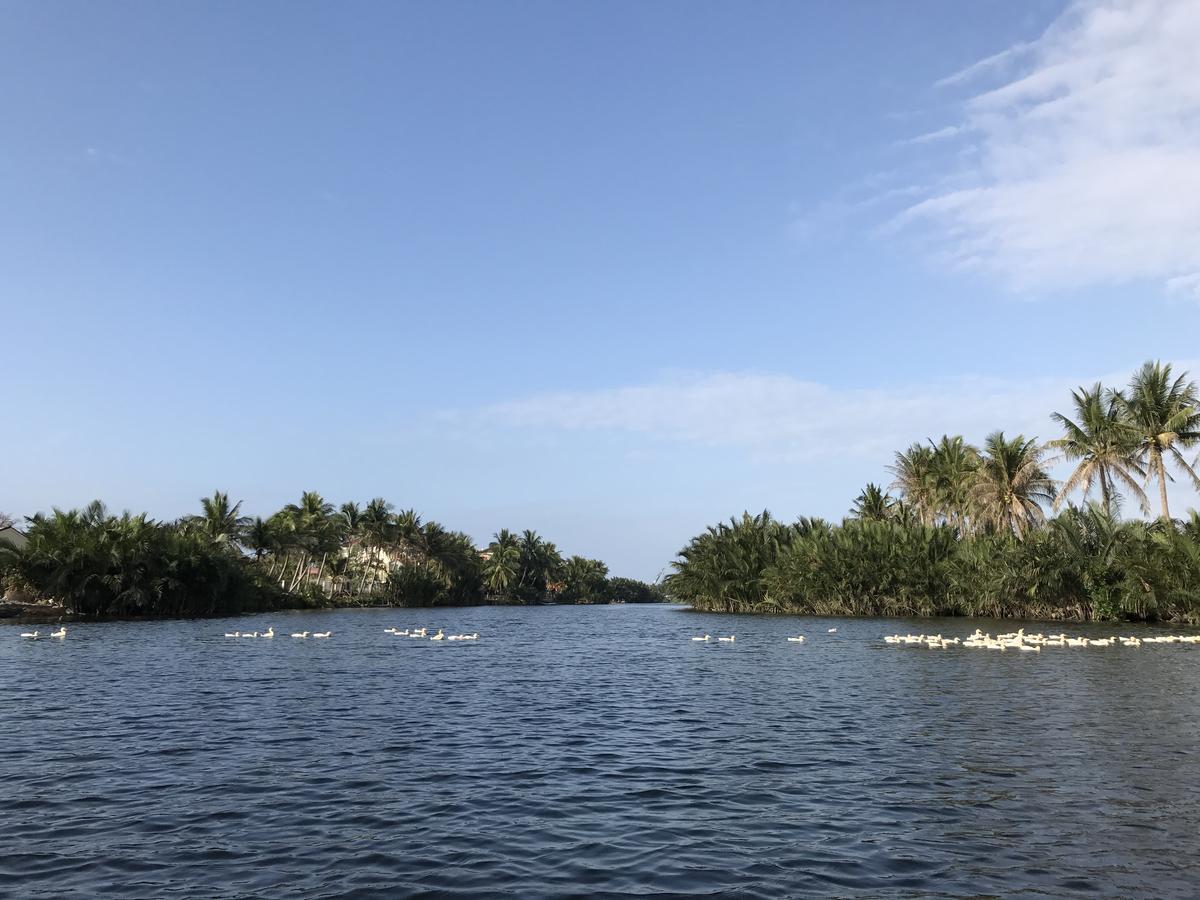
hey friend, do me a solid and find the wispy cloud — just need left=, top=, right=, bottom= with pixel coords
left=933, top=41, right=1035, bottom=89
left=465, top=367, right=1169, bottom=464
left=899, top=125, right=962, bottom=146
left=897, top=0, right=1200, bottom=295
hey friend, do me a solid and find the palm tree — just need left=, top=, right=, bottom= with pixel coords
left=1049, top=383, right=1146, bottom=515
left=393, top=509, right=424, bottom=565
left=484, top=530, right=520, bottom=598
left=1115, top=361, right=1200, bottom=520
left=930, top=435, right=980, bottom=531
left=850, top=484, right=894, bottom=521
left=243, top=516, right=276, bottom=561
left=357, top=498, right=394, bottom=591
left=188, top=490, right=249, bottom=547
left=280, top=492, right=336, bottom=591
left=889, top=444, right=938, bottom=525
left=969, top=432, right=1056, bottom=538
left=338, top=501, right=363, bottom=533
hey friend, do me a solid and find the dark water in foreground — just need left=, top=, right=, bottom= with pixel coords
left=3, top=605, right=1200, bottom=898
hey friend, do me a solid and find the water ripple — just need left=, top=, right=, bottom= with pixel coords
left=3, top=606, right=1200, bottom=896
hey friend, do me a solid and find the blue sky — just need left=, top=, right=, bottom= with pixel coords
left=4, top=0, right=1198, bottom=578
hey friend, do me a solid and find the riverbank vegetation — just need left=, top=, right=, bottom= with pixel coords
left=0, top=496, right=662, bottom=619
left=667, top=361, right=1200, bottom=623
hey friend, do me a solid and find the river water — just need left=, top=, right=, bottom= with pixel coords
left=2, top=604, right=1199, bottom=898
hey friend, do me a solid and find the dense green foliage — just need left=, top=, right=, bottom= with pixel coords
left=1, top=494, right=660, bottom=618
left=669, top=362, right=1200, bottom=622
left=667, top=508, right=1200, bottom=622
left=1, top=502, right=282, bottom=618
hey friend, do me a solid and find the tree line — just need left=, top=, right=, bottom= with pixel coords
left=0, top=494, right=662, bottom=618
left=667, top=361, right=1200, bottom=622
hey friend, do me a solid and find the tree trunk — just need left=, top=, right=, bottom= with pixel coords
left=1100, top=470, right=1112, bottom=517
left=1156, top=449, right=1171, bottom=520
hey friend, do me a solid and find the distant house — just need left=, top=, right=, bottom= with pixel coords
left=0, top=526, right=27, bottom=551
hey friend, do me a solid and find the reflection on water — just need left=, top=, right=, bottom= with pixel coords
left=3, top=605, right=1199, bottom=897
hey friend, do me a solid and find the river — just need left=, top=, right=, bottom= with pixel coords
left=3, top=604, right=1199, bottom=897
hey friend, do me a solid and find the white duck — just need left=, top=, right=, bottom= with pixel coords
left=261, top=627, right=274, bottom=638
left=787, top=636, right=806, bottom=642
left=291, top=631, right=310, bottom=638
left=717, top=635, right=736, bottom=642
left=430, top=629, right=445, bottom=641
left=49, top=627, right=67, bottom=639
left=20, top=630, right=39, bottom=639
left=827, top=628, right=838, bottom=633
left=691, top=634, right=711, bottom=642
left=311, top=631, right=332, bottom=639
left=224, top=631, right=241, bottom=638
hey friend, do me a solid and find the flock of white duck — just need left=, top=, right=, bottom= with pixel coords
left=883, top=627, right=1200, bottom=651
left=19, top=623, right=1199, bottom=653
left=220, top=625, right=479, bottom=641
left=690, top=627, right=841, bottom=643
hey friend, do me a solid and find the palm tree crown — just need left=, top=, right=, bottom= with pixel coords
left=969, top=431, right=1056, bottom=538
left=1115, top=361, right=1200, bottom=520
left=1049, top=383, right=1145, bottom=515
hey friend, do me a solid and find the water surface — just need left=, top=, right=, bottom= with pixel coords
left=3, top=605, right=1199, bottom=897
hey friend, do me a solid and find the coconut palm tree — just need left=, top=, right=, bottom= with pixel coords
left=1115, top=361, right=1200, bottom=521
left=1049, top=383, right=1146, bottom=515
left=243, top=516, right=276, bottom=561
left=969, top=432, right=1056, bottom=538
left=889, top=443, right=938, bottom=525
left=484, top=530, right=520, bottom=599
left=930, top=435, right=979, bottom=531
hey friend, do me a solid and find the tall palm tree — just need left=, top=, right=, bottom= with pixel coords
left=484, top=530, right=520, bottom=598
left=243, top=516, right=276, bottom=561
left=930, top=435, right=979, bottom=531
left=393, top=509, right=424, bottom=565
left=1049, top=383, right=1146, bottom=515
left=1115, top=361, right=1200, bottom=520
left=889, top=443, right=938, bottom=525
left=969, top=431, right=1056, bottom=538
left=338, top=501, right=363, bottom=533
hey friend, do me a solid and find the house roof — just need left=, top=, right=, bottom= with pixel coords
left=0, top=526, right=27, bottom=549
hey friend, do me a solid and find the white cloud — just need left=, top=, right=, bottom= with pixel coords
left=899, top=125, right=962, bottom=146
left=899, top=0, right=1200, bottom=294
left=472, top=369, right=1126, bottom=464
left=1167, top=272, right=1200, bottom=301
left=933, top=42, right=1035, bottom=89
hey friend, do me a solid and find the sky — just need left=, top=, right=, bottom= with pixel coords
left=3, top=0, right=1199, bottom=579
